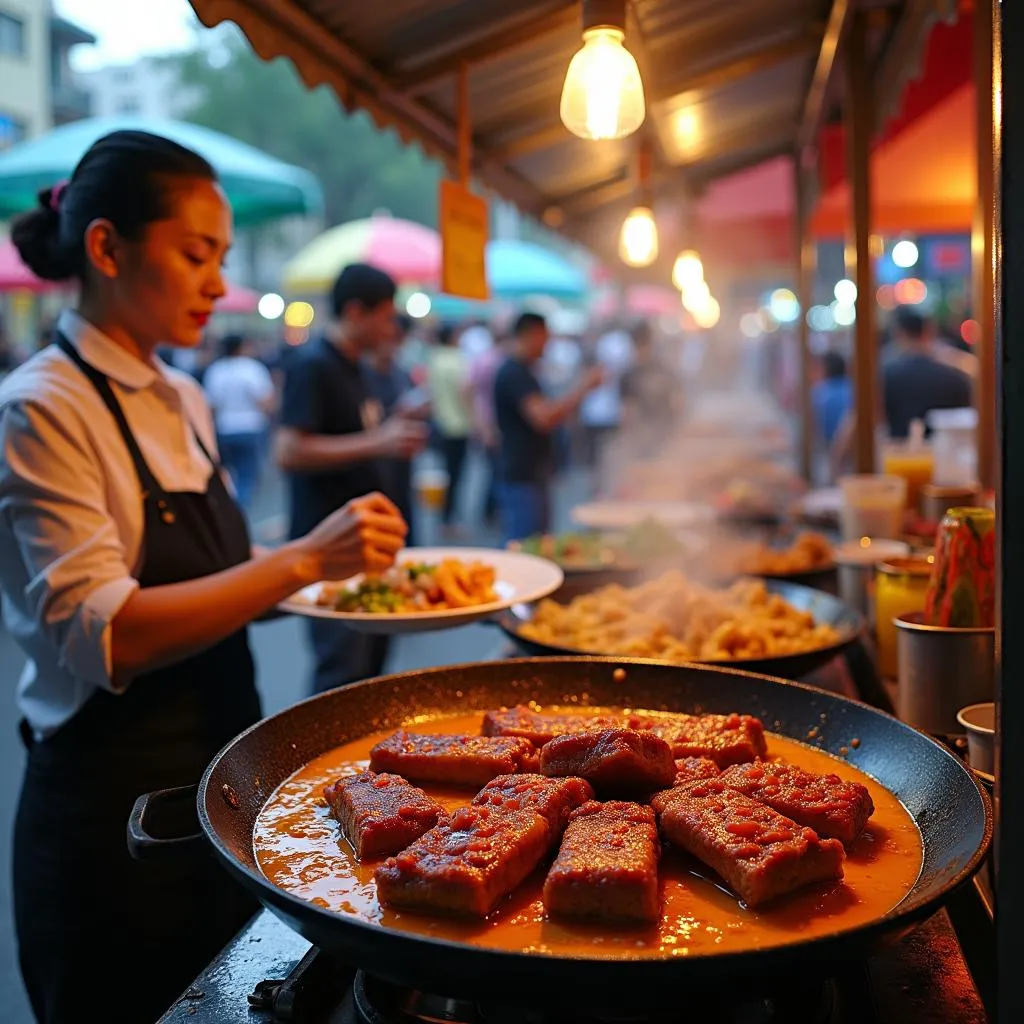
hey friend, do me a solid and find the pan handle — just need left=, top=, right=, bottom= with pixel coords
left=127, top=785, right=207, bottom=863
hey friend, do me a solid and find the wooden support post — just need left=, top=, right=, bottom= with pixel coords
left=974, top=0, right=996, bottom=492
left=844, top=10, right=877, bottom=475
left=457, top=63, right=471, bottom=185
left=795, top=160, right=815, bottom=482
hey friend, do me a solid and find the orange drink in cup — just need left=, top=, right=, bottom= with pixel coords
left=415, top=468, right=449, bottom=512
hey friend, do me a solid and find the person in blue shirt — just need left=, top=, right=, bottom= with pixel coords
left=811, top=351, right=853, bottom=447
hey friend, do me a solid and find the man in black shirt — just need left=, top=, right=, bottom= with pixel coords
left=883, top=307, right=972, bottom=438
left=277, top=264, right=426, bottom=693
left=493, top=312, right=602, bottom=543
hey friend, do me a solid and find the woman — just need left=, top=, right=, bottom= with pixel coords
left=203, top=332, right=277, bottom=512
left=1, top=130, right=407, bottom=1024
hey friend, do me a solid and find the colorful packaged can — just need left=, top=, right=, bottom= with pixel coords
left=923, top=507, right=995, bottom=628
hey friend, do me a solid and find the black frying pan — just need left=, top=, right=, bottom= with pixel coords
left=129, top=657, right=990, bottom=1014
left=497, top=579, right=864, bottom=679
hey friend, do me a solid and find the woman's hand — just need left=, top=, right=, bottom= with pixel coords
left=295, top=492, right=408, bottom=581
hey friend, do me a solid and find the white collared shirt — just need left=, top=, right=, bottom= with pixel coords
left=0, top=311, right=220, bottom=739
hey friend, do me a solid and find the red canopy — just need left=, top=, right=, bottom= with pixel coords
left=0, top=239, right=61, bottom=293
left=692, top=156, right=795, bottom=268
left=811, top=83, right=975, bottom=238
left=812, top=12, right=974, bottom=238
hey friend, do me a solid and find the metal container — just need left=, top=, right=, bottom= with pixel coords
left=919, top=484, right=981, bottom=523
left=895, top=612, right=995, bottom=734
left=874, top=555, right=934, bottom=680
left=834, top=538, right=910, bottom=625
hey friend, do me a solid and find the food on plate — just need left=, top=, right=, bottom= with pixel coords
left=323, top=770, right=443, bottom=860
left=718, top=761, right=874, bottom=846
left=543, top=800, right=661, bottom=922
left=673, top=757, right=721, bottom=784
left=653, top=778, right=846, bottom=907
left=736, top=532, right=834, bottom=576
left=369, top=731, right=536, bottom=787
left=471, top=774, right=594, bottom=833
left=520, top=571, right=841, bottom=662
left=375, top=805, right=554, bottom=916
left=539, top=728, right=676, bottom=793
left=317, top=559, right=498, bottom=614
left=255, top=704, right=915, bottom=956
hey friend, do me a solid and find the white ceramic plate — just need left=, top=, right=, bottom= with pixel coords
left=571, top=501, right=716, bottom=531
left=277, top=547, right=564, bottom=634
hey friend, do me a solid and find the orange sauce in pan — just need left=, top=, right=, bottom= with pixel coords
left=253, top=709, right=922, bottom=958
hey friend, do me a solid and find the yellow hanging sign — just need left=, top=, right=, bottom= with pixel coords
left=439, top=179, right=489, bottom=301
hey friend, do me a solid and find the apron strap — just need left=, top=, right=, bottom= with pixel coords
left=54, top=332, right=220, bottom=492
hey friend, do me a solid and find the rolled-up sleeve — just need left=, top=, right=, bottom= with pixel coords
left=0, top=398, right=139, bottom=690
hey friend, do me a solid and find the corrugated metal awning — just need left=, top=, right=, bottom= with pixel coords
left=186, top=0, right=949, bottom=265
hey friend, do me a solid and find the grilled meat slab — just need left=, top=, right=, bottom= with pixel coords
left=324, top=771, right=443, bottom=860
left=655, top=778, right=845, bottom=907
left=539, top=728, right=675, bottom=793
left=718, top=761, right=874, bottom=845
left=369, top=730, right=535, bottom=787
left=374, top=805, right=551, bottom=917
left=544, top=800, right=661, bottom=922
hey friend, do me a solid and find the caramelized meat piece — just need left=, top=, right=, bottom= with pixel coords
left=374, top=805, right=551, bottom=917
left=539, top=729, right=675, bottom=793
left=483, top=706, right=767, bottom=769
left=324, top=771, right=443, bottom=861
left=718, top=761, right=874, bottom=845
left=656, top=779, right=845, bottom=907
left=482, top=706, right=619, bottom=745
left=543, top=801, right=661, bottom=923
left=632, top=712, right=767, bottom=768
left=369, top=730, right=535, bottom=787
left=472, top=774, right=594, bottom=834
left=674, top=757, right=721, bottom=784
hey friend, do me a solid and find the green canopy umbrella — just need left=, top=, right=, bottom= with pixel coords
left=0, top=117, right=323, bottom=226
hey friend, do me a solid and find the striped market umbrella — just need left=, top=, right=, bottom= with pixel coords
left=283, top=214, right=440, bottom=292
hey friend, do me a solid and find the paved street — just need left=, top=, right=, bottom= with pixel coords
left=0, top=451, right=589, bottom=1022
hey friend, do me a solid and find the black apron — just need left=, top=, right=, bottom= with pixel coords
left=12, top=335, right=262, bottom=1024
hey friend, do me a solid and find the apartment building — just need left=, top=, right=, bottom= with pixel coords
left=0, top=0, right=93, bottom=151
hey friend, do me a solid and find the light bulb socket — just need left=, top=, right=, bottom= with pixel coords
left=582, top=0, right=627, bottom=33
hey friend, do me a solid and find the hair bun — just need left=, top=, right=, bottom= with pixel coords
left=10, top=190, right=77, bottom=282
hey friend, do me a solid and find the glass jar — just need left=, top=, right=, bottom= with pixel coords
left=874, top=555, right=935, bottom=679
left=924, top=506, right=996, bottom=627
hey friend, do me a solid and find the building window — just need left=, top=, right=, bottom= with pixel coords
left=0, top=11, right=26, bottom=57
left=114, top=68, right=133, bottom=84
left=116, top=96, right=140, bottom=115
left=0, top=112, right=26, bottom=150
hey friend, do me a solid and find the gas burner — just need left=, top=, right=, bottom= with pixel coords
left=348, top=970, right=840, bottom=1024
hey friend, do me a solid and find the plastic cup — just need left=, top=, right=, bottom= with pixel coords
left=839, top=474, right=907, bottom=540
left=414, top=468, right=449, bottom=512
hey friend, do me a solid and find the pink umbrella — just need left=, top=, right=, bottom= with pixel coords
left=217, top=281, right=261, bottom=314
left=0, top=239, right=63, bottom=293
left=593, top=285, right=681, bottom=318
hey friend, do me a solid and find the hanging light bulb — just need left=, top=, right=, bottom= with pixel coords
left=619, top=205, right=658, bottom=267
left=693, top=297, right=721, bottom=329
left=681, top=280, right=710, bottom=313
left=560, top=0, right=646, bottom=141
left=672, top=250, right=704, bottom=291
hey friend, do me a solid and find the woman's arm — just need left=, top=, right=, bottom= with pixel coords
left=0, top=395, right=406, bottom=691
left=109, top=542, right=315, bottom=684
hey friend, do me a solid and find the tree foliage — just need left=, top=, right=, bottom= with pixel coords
left=165, top=32, right=443, bottom=228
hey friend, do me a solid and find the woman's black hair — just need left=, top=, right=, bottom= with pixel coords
left=11, top=130, right=217, bottom=283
